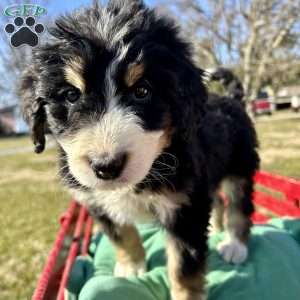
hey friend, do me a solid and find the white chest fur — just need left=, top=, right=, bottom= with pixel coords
left=74, top=187, right=188, bottom=225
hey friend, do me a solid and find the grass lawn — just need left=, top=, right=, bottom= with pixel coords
left=0, top=147, right=69, bottom=300
left=256, top=118, right=300, bottom=179
left=0, top=116, right=299, bottom=299
left=0, top=135, right=32, bottom=151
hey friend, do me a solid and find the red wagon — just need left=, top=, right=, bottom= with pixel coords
left=32, top=171, right=300, bottom=300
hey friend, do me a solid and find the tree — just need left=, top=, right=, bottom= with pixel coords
left=164, top=0, right=300, bottom=99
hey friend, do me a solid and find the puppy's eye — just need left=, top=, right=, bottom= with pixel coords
left=64, top=88, right=81, bottom=104
left=133, top=84, right=151, bottom=101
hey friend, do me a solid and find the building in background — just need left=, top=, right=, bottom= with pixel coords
left=276, top=85, right=300, bottom=110
left=0, top=104, right=28, bottom=135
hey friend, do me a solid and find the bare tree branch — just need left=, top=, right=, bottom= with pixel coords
left=164, top=0, right=300, bottom=99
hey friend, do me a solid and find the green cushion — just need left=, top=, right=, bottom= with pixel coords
left=67, top=219, right=300, bottom=300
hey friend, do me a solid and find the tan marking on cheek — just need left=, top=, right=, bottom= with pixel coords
left=64, top=57, right=85, bottom=92
left=159, top=128, right=174, bottom=150
left=113, top=225, right=145, bottom=265
left=125, top=63, right=145, bottom=87
left=167, top=238, right=206, bottom=300
left=158, top=114, right=175, bottom=150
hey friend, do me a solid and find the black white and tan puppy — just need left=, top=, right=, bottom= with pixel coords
left=19, top=1, right=259, bottom=299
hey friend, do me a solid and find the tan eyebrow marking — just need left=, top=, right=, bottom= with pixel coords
left=64, top=57, right=85, bottom=92
left=125, top=62, right=145, bottom=87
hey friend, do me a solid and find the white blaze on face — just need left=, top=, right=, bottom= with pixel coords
left=59, top=105, right=165, bottom=188
left=59, top=49, right=168, bottom=189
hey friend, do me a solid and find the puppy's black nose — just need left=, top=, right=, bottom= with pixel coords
left=90, top=153, right=128, bottom=180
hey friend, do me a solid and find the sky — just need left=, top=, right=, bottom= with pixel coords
left=1, top=1, right=157, bottom=24
left=47, top=0, right=156, bottom=17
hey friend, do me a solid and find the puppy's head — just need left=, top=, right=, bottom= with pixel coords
left=19, top=0, right=207, bottom=190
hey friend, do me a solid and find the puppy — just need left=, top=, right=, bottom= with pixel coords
left=19, top=1, right=259, bottom=299
left=209, top=67, right=245, bottom=105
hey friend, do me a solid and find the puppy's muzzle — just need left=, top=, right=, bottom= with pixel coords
left=89, top=152, right=128, bottom=180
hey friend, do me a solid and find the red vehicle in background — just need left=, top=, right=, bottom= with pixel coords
left=252, top=91, right=274, bottom=116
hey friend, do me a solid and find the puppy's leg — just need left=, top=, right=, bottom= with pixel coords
left=112, top=224, right=146, bottom=277
left=167, top=237, right=206, bottom=300
left=208, top=192, right=224, bottom=236
left=165, top=191, right=210, bottom=300
left=217, top=176, right=254, bottom=264
left=90, top=209, right=146, bottom=277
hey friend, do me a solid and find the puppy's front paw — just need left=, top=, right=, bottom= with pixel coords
left=114, top=260, right=146, bottom=277
left=217, top=237, right=248, bottom=264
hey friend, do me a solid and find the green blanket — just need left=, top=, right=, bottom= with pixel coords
left=67, top=218, right=300, bottom=300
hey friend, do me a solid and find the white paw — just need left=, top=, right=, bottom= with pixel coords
left=217, top=238, right=248, bottom=264
left=114, top=260, right=146, bottom=277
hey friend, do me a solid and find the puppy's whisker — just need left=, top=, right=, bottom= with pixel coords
left=152, top=165, right=177, bottom=176
left=154, top=161, right=177, bottom=171
left=58, top=164, right=69, bottom=172
left=160, top=152, right=179, bottom=168
left=147, top=171, right=165, bottom=185
left=150, top=169, right=176, bottom=192
left=152, top=167, right=177, bottom=175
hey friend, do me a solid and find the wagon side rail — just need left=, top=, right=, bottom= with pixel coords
left=253, top=171, right=300, bottom=223
left=32, top=201, right=94, bottom=300
left=32, top=201, right=78, bottom=300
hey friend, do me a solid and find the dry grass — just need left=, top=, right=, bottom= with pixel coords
left=0, top=146, right=69, bottom=300
left=256, top=118, right=300, bottom=179
left=0, top=135, right=32, bottom=150
left=0, top=117, right=299, bottom=299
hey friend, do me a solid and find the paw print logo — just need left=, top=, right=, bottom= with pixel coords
left=5, top=16, right=44, bottom=47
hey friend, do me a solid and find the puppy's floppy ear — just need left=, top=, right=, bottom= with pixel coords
left=19, top=67, right=46, bottom=154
